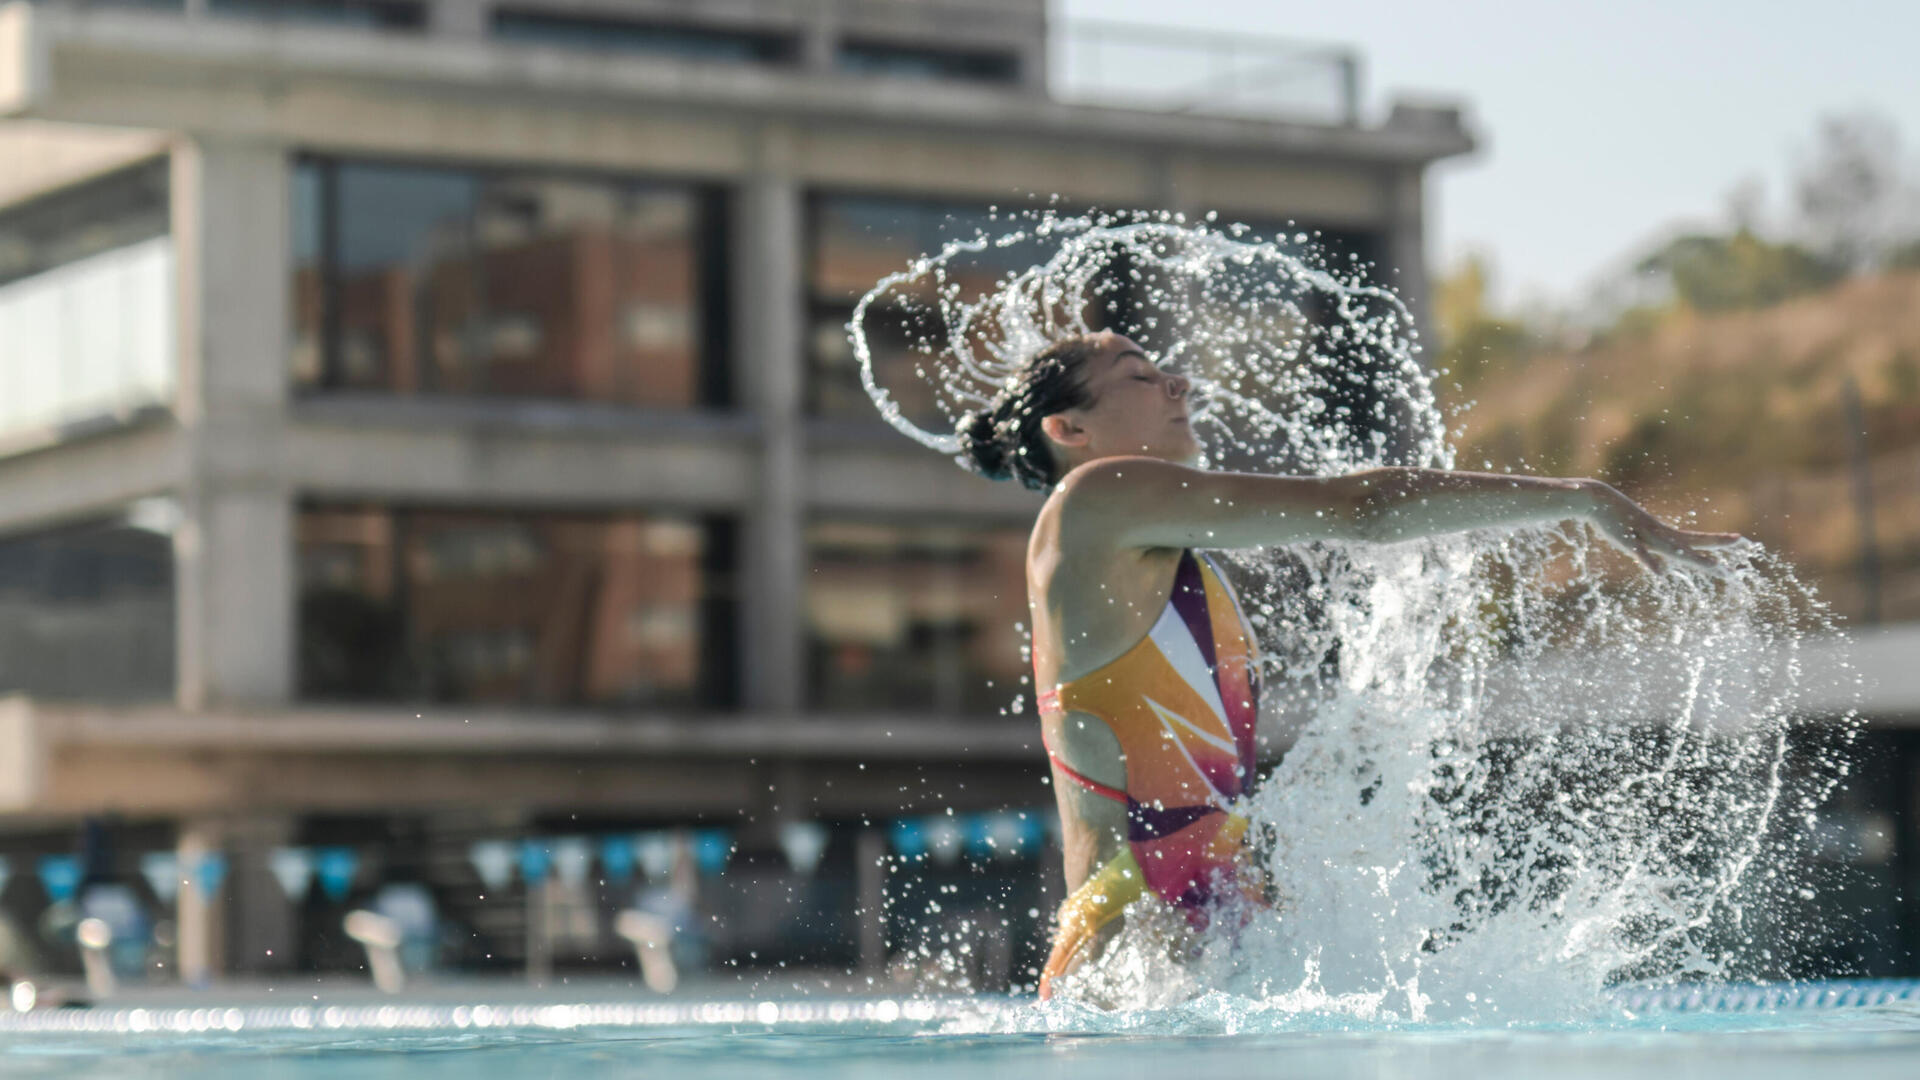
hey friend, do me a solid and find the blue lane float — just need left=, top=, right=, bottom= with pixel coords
left=1613, top=978, right=1920, bottom=1013
left=1, top=982, right=1915, bottom=1035
left=0, top=997, right=958, bottom=1035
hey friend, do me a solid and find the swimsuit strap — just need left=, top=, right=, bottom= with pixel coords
left=1045, top=746, right=1128, bottom=804
left=1038, top=687, right=1127, bottom=802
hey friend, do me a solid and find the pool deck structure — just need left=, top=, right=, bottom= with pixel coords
left=37, top=0, right=1920, bottom=1002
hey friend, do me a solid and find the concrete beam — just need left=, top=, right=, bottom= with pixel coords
left=0, top=118, right=169, bottom=209
left=5, top=700, right=1046, bottom=817
left=805, top=428, right=1043, bottom=522
left=282, top=404, right=1036, bottom=521
left=1167, top=155, right=1390, bottom=228
left=24, top=744, right=1048, bottom=818
left=33, top=703, right=1040, bottom=759
left=1797, top=623, right=1920, bottom=721
left=0, top=420, right=183, bottom=536
left=13, top=5, right=1473, bottom=170
left=283, top=402, right=760, bottom=509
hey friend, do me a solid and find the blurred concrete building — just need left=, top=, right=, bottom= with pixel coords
left=0, top=0, right=1473, bottom=986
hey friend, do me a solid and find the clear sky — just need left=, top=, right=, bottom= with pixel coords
left=1062, top=0, right=1920, bottom=311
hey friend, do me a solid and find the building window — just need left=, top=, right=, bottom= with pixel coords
left=83, top=0, right=425, bottom=27
left=0, top=502, right=177, bottom=703
left=209, top=0, right=425, bottom=28
left=807, top=195, right=1032, bottom=427
left=835, top=40, right=1019, bottom=84
left=292, top=158, right=727, bottom=408
left=298, top=506, right=734, bottom=708
left=0, top=158, right=173, bottom=442
left=806, top=520, right=1028, bottom=715
left=492, top=9, right=796, bottom=64
left=1143, top=218, right=1391, bottom=463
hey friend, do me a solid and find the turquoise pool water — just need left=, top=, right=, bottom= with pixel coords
left=3, top=983, right=1920, bottom=1079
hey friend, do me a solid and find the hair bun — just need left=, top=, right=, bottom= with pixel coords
left=956, top=409, right=1012, bottom=481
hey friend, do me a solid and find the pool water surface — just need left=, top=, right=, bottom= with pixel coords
left=3, top=983, right=1920, bottom=1079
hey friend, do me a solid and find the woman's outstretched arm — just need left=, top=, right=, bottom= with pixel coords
left=1057, top=458, right=1739, bottom=571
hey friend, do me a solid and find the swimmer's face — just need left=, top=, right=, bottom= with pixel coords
left=1042, top=332, right=1199, bottom=468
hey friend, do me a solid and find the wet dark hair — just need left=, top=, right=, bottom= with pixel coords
left=955, top=334, right=1104, bottom=491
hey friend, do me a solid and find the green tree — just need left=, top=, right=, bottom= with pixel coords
left=1795, top=111, right=1909, bottom=272
left=1888, top=238, right=1920, bottom=271
left=1633, top=229, right=1840, bottom=313
left=1434, top=254, right=1535, bottom=392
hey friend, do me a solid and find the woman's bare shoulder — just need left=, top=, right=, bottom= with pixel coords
left=1047, top=457, right=1204, bottom=548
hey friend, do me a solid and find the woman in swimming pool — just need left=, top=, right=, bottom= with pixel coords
left=954, top=330, right=1740, bottom=998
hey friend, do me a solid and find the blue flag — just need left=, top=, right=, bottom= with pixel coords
left=37, top=855, right=81, bottom=904
left=519, top=840, right=552, bottom=887
left=315, top=847, right=360, bottom=903
left=193, top=852, right=229, bottom=899
left=692, top=829, right=732, bottom=875
left=140, top=852, right=180, bottom=904
left=891, top=818, right=927, bottom=859
left=599, top=835, right=636, bottom=884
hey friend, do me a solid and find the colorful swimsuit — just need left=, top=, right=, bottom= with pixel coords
left=1036, top=550, right=1263, bottom=992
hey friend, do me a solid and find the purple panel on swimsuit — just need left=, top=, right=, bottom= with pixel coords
left=1198, top=552, right=1262, bottom=779
left=1170, top=550, right=1219, bottom=677
left=1126, top=801, right=1219, bottom=843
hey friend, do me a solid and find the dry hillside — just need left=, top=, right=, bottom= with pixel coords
left=1449, top=270, right=1920, bottom=623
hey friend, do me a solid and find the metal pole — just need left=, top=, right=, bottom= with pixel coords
left=525, top=879, right=553, bottom=985
left=1842, top=375, right=1882, bottom=625
left=856, top=829, right=887, bottom=977
left=1340, top=55, right=1362, bottom=126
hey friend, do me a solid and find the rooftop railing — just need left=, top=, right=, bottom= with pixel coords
left=27, top=2, right=1367, bottom=126
left=1052, top=18, right=1362, bottom=126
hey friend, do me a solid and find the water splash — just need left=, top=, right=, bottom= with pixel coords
left=851, top=213, right=1860, bottom=1024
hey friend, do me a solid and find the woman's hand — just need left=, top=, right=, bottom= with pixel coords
left=1582, top=480, right=1744, bottom=573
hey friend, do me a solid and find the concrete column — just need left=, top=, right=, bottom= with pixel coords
left=1383, top=165, right=1435, bottom=466
left=1014, top=19, right=1050, bottom=94
left=175, top=819, right=225, bottom=987
left=1147, top=154, right=1186, bottom=218
left=426, top=0, right=486, bottom=38
left=223, top=815, right=297, bottom=975
left=1383, top=165, right=1432, bottom=360
left=798, top=16, right=837, bottom=74
left=731, top=145, right=807, bottom=715
left=170, top=137, right=295, bottom=710
left=526, top=880, right=554, bottom=986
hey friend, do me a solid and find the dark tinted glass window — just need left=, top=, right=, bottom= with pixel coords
left=292, top=159, right=722, bottom=407
left=209, top=0, right=424, bottom=28
left=806, top=521, right=1027, bottom=715
left=0, top=504, right=176, bottom=702
left=836, top=41, right=1019, bottom=84
left=91, top=0, right=426, bottom=27
left=0, top=159, right=167, bottom=290
left=493, top=9, right=794, bottom=63
left=299, top=506, right=734, bottom=708
left=807, top=195, right=1025, bottom=426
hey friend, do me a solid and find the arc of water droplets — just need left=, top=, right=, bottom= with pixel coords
left=848, top=211, right=1861, bottom=1023
left=848, top=212, right=1446, bottom=478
